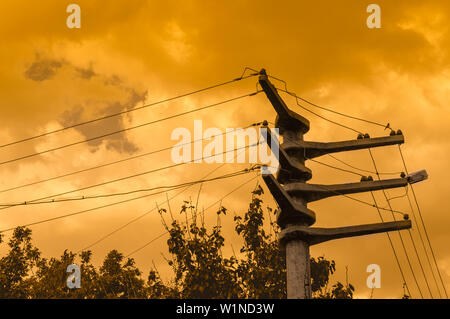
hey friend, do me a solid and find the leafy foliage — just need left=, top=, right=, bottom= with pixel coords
left=0, top=188, right=353, bottom=298
left=0, top=227, right=40, bottom=298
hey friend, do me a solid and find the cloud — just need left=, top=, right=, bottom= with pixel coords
left=74, top=66, right=97, bottom=80
left=21, top=52, right=149, bottom=155
left=24, top=56, right=63, bottom=82
left=56, top=64, right=147, bottom=154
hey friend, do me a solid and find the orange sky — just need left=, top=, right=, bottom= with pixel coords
left=0, top=0, right=450, bottom=299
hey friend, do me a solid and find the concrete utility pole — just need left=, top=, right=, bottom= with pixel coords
left=258, top=69, right=426, bottom=299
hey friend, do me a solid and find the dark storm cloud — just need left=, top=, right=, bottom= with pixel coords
left=23, top=53, right=148, bottom=154
left=25, top=54, right=97, bottom=82
left=74, top=66, right=97, bottom=80
left=60, top=88, right=147, bottom=154
left=104, top=74, right=122, bottom=86
left=24, top=57, right=63, bottom=82
left=95, top=88, right=147, bottom=154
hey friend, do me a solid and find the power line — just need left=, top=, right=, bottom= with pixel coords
left=368, top=148, right=425, bottom=298
left=306, top=182, right=407, bottom=217
left=295, top=144, right=403, bottom=179
left=265, top=74, right=437, bottom=298
left=0, top=189, right=178, bottom=234
left=272, top=80, right=428, bottom=297
left=398, top=145, right=448, bottom=298
left=0, top=121, right=265, bottom=195
left=0, top=69, right=259, bottom=149
left=370, top=191, right=412, bottom=298
left=0, top=141, right=264, bottom=212
left=0, top=167, right=260, bottom=208
left=0, top=91, right=261, bottom=167
left=291, top=87, right=427, bottom=296
left=277, top=87, right=364, bottom=135
left=295, top=141, right=408, bottom=217
left=404, top=187, right=443, bottom=298
left=308, top=157, right=365, bottom=177
left=268, top=87, right=419, bottom=296
left=0, top=168, right=259, bottom=234
left=406, top=228, right=434, bottom=298
left=327, top=154, right=403, bottom=176
left=273, top=80, right=424, bottom=296
left=386, top=187, right=409, bottom=201
left=77, top=143, right=253, bottom=253
left=124, top=174, right=260, bottom=258
left=267, top=76, right=390, bottom=131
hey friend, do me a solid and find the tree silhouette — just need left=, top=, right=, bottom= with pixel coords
left=0, top=187, right=353, bottom=299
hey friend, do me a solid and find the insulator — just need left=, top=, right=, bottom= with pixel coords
left=364, top=133, right=370, bottom=139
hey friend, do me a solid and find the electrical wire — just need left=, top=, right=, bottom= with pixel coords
left=290, top=139, right=408, bottom=217
left=0, top=91, right=261, bottom=167
left=0, top=140, right=264, bottom=211
left=266, top=74, right=390, bottom=130
left=386, top=187, right=409, bottom=201
left=306, top=182, right=407, bottom=217
left=277, top=87, right=364, bottom=135
left=405, top=187, right=443, bottom=298
left=327, top=154, right=403, bottom=176
left=368, top=148, right=425, bottom=298
left=0, top=168, right=259, bottom=234
left=77, top=142, right=254, bottom=253
left=308, top=157, right=365, bottom=177
left=370, top=191, right=412, bottom=298
left=398, top=145, right=448, bottom=298
left=0, top=188, right=179, bottom=234
left=267, top=80, right=429, bottom=297
left=266, top=74, right=436, bottom=298
left=124, top=173, right=260, bottom=258
left=406, top=228, right=433, bottom=298
left=0, top=69, right=259, bottom=149
left=0, top=166, right=260, bottom=208
left=0, top=121, right=265, bottom=195
left=258, top=88, right=418, bottom=295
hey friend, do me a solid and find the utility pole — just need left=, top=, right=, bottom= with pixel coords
left=258, top=69, right=427, bottom=299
